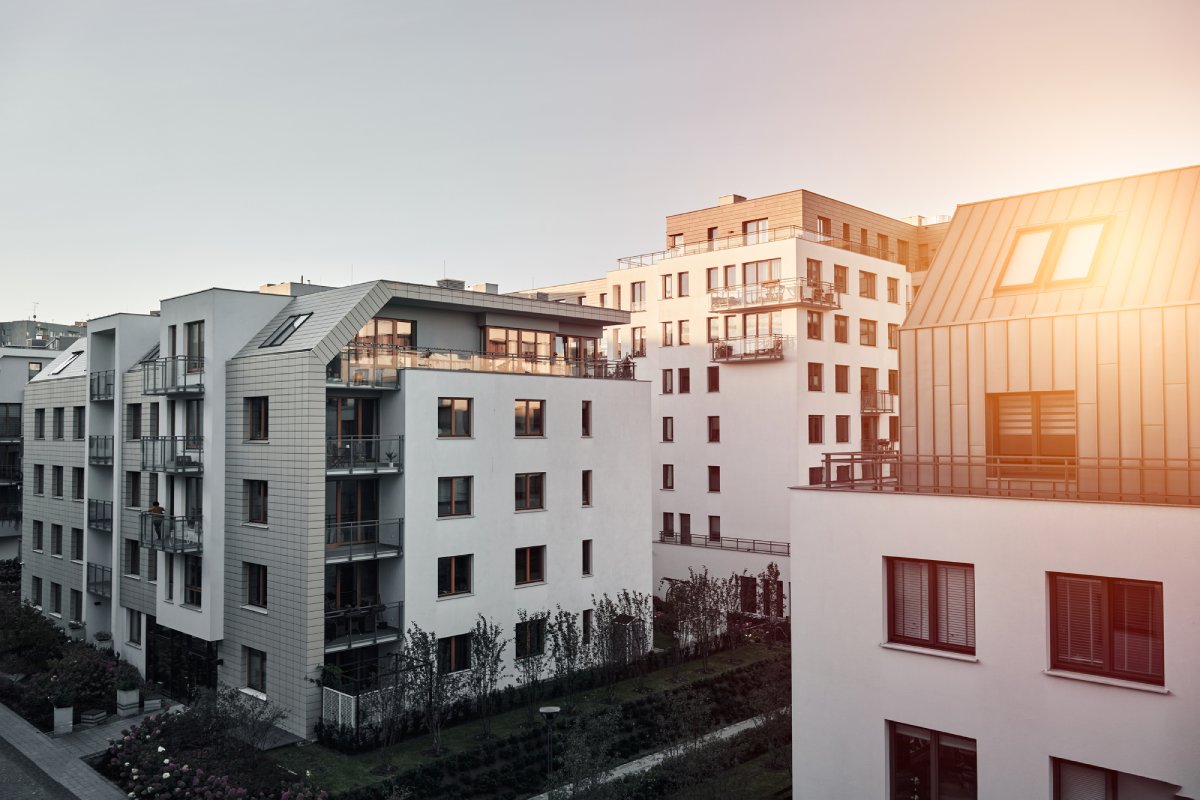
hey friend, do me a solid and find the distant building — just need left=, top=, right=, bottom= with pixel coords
left=0, top=319, right=86, bottom=351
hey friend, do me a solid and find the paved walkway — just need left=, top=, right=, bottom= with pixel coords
left=0, top=701, right=157, bottom=799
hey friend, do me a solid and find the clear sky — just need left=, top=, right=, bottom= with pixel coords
left=1, top=0, right=1197, bottom=323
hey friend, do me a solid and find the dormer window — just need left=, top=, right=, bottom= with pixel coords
left=997, top=221, right=1105, bottom=290
left=260, top=313, right=312, bottom=347
left=49, top=350, right=84, bottom=376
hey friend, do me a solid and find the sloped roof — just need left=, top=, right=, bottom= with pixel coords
left=28, top=338, right=88, bottom=382
left=907, top=164, right=1200, bottom=328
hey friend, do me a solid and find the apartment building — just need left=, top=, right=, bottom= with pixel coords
left=535, top=189, right=948, bottom=610
left=0, top=318, right=85, bottom=351
left=20, top=279, right=649, bottom=738
left=792, top=165, right=1200, bottom=798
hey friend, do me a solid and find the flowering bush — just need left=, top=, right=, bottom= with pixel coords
left=29, top=641, right=119, bottom=711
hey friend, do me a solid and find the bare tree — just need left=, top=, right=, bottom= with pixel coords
left=400, top=622, right=463, bottom=754
left=590, top=589, right=653, bottom=701
left=661, top=569, right=730, bottom=673
left=757, top=561, right=786, bottom=649
left=515, top=608, right=549, bottom=721
left=466, top=614, right=506, bottom=737
left=547, top=605, right=586, bottom=696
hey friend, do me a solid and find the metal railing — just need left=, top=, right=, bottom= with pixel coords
left=0, top=464, right=20, bottom=483
left=709, top=277, right=841, bottom=312
left=139, top=512, right=203, bottom=553
left=87, top=562, right=112, bottom=598
left=710, top=335, right=784, bottom=363
left=89, top=435, right=114, bottom=465
left=325, top=518, right=404, bottom=562
left=814, top=452, right=1200, bottom=507
left=658, top=531, right=790, bottom=556
left=325, top=435, right=404, bottom=474
left=324, top=601, right=403, bottom=652
left=861, top=390, right=897, bottom=414
left=88, top=499, right=113, bottom=531
left=327, top=346, right=636, bottom=388
left=618, top=226, right=903, bottom=268
left=141, top=436, right=204, bottom=473
left=0, top=502, right=20, bottom=522
left=90, top=370, right=115, bottom=401
left=0, top=418, right=20, bottom=439
left=143, top=356, right=205, bottom=395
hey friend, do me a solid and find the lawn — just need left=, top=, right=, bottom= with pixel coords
left=273, top=644, right=778, bottom=796
left=662, top=751, right=792, bottom=800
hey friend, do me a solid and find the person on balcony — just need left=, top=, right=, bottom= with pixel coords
left=148, top=500, right=165, bottom=542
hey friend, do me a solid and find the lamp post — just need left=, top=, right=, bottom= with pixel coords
left=539, top=705, right=561, bottom=781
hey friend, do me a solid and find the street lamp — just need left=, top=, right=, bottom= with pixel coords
left=539, top=705, right=561, bottom=780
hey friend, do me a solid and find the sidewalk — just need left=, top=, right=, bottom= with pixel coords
left=0, top=701, right=156, bottom=800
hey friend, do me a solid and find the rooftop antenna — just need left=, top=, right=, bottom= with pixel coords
left=31, top=302, right=38, bottom=321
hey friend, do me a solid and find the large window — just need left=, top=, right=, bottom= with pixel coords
left=834, top=265, right=848, bottom=293
left=184, top=555, right=203, bottom=607
left=52, top=407, right=64, bottom=439
left=515, top=616, right=547, bottom=659
left=887, top=558, right=976, bottom=654
left=515, top=399, right=545, bottom=437
left=185, top=321, right=205, bottom=371
left=438, top=476, right=472, bottom=517
left=52, top=466, right=63, bottom=498
left=835, top=365, right=849, bottom=393
left=806, top=311, right=822, bottom=340
left=438, top=634, right=472, bottom=674
left=185, top=399, right=203, bottom=449
left=515, top=545, right=546, bottom=585
left=632, top=327, right=646, bottom=356
left=661, top=322, right=674, bottom=347
left=998, top=221, right=1105, bottom=289
left=245, top=563, right=268, bottom=608
left=246, top=397, right=269, bottom=441
left=438, top=555, right=472, bottom=597
left=860, top=319, right=877, bottom=346
left=246, top=480, right=268, bottom=524
left=438, top=397, right=472, bottom=437
left=678, top=367, right=690, bottom=393
left=662, top=464, right=674, bottom=490
left=71, top=528, right=83, bottom=561
left=888, top=722, right=977, bottom=799
left=661, top=369, right=673, bottom=394
left=126, top=471, right=140, bottom=507
left=126, top=403, right=142, bottom=440
left=515, top=473, right=545, bottom=510
left=1050, top=573, right=1163, bottom=685
left=807, top=416, right=823, bottom=444
left=51, top=524, right=63, bottom=556
left=807, top=363, right=823, bottom=391
left=246, top=647, right=267, bottom=693
left=887, top=277, right=899, bottom=303
left=630, top=281, right=646, bottom=311
left=988, top=392, right=1076, bottom=465
left=126, top=538, right=141, bottom=576
left=834, top=315, right=848, bottom=343
left=33, top=464, right=44, bottom=495
left=859, top=270, right=877, bottom=299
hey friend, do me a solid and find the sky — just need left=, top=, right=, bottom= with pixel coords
left=1, top=0, right=1198, bottom=324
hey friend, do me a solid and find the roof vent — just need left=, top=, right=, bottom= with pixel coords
left=718, top=194, right=746, bottom=206
left=471, top=282, right=499, bottom=295
left=437, top=278, right=466, bottom=290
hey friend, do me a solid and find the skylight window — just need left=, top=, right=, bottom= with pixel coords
left=998, top=229, right=1052, bottom=287
left=1051, top=222, right=1104, bottom=282
left=48, top=350, right=83, bottom=375
left=997, top=220, right=1106, bottom=290
left=260, top=313, right=312, bottom=348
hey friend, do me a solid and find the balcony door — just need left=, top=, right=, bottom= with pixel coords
left=326, top=397, right=378, bottom=441
left=326, top=562, right=379, bottom=610
left=326, top=480, right=380, bottom=545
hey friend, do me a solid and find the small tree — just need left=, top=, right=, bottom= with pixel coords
left=661, top=568, right=730, bottom=673
left=400, top=622, right=463, bottom=753
left=547, top=605, right=585, bottom=696
left=515, top=608, right=549, bottom=721
left=590, top=589, right=652, bottom=701
left=549, top=708, right=622, bottom=800
left=757, top=561, right=786, bottom=649
left=466, top=614, right=507, bottom=737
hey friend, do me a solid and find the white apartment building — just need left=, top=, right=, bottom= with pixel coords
left=21, top=279, right=650, bottom=738
left=536, top=190, right=948, bottom=611
left=792, top=165, right=1200, bottom=798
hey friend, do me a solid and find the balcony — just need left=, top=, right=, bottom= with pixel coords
left=0, top=464, right=20, bottom=485
left=812, top=452, right=1200, bottom=507
left=142, top=356, right=204, bottom=396
left=327, top=345, right=636, bottom=388
left=90, top=370, right=115, bottom=401
left=0, top=417, right=19, bottom=442
left=325, top=518, right=403, bottom=563
left=88, top=499, right=113, bottom=531
left=139, top=512, right=203, bottom=553
left=618, top=225, right=903, bottom=268
left=324, top=601, right=403, bottom=653
left=658, top=531, right=790, bottom=556
left=710, top=336, right=784, bottom=363
left=326, top=436, right=404, bottom=476
left=87, top=562, right=112, bottom=598
left=861, top=390, right=897, bottom=414
left=709, top=277, right=841, bottom=313
left=141, top=436, right=203, bottom=474
left=0, top=502, right=20, bottom=523
left=89, top=435, right=114, bottom=466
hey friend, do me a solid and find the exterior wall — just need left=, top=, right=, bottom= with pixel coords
left=791, top=488, right=1200, bottom=799
left=116, top=368, right=156, bottom=621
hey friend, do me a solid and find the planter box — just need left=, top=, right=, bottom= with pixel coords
left=143, top=697, right=162, bottom=712
left=116, top=688, right=140, bottom=718
left=53, top=705, right=73, bottom=736
left=95, top=638, right=113, bottom=651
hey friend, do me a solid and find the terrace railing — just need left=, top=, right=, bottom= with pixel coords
left=139, top=512, right=203, bottom=553
left=143, top=356, right=205, bottom=395
left=89, top=435, right=114, bottom=466
left=90, top=370, right=115, bottom=401
left=141, top=436, right=204, bottom=473
left=710, top=335, right=784, bottom=363
left=324, top=601, right=403, bottom=652
left=327, top=346, right=635, bottom=388
left=88, top=499, right=113, bottom=531
left=709, top=277, right=841, bottom=312
left=658, top=531, right=790, bottom=556
left=325, top=518, right=404, bottom=562
left=861, top=391, right=897, bottom=414
left=325, top=436, right=404, bottom=474
left=87, top=562, right=113, bottom=598
left=618, top=226, right=903, bottom=269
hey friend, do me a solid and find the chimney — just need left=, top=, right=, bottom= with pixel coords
left=437, top=278, right=466, bottom=290
left=718, top=194, right=746, bottom=206
left=471, top=283, right=499, bottom=295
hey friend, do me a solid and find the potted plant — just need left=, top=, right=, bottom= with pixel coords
left=143, top=681, right=163, bottom=712
left=385, top=450, right=396, bottom=469
left=115, top=662, right=142, bottom=718
left=51, top=686, right=75, bottom=735
left=93, top=630, right=113, bottom=650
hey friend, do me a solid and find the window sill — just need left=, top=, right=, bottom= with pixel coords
left=179, top=603, right=202, bottom=613
left=437, top=592, right=474, bottom=601
left=240, top=687, right=267, bottom=702
left=880, top=642, right=978, bottom=663
left=661, top=487, right=674, bottom=492
left=51, top=554, right=63, bottom=560
left=516, top=580, right=546, bottom=589
left=437, top=435, right=474, bottom=441
left=436, top=514, right=474, bottom=521
left=243, top=522, right=269, bottom=530
left=72, top=498, right=83, bottom=503
left=124, top=574, right=140, bottom=581
left=244, top=439, right=270, bottom=445
left=1042, top=669, right=1169, bottom=694
left=32, top=549, right=44, bottom=554
left=49, top=612, right=62, bottom=619
left=70, top=559, right=82, bottom=564
left=514, top=508, right=546, bottom=514
left=126, top=642, right=142, bottom=650
left=582, top=572, right=593, bottom=578
left=514, top=435, right=547, bottom=440
left=241, top=604, right=268, bottom=615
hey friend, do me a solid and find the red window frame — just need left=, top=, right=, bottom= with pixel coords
left=886, top=557, right=976, bottom=655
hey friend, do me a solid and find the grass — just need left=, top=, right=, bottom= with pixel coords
left=273, top=644, right=777, bottom=795
left=662, top=751, right=791, bottom=800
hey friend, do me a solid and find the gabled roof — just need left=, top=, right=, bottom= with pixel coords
left=907, top=164, right=1200, bottom=328
left=28, top=339, right=88, bottom=382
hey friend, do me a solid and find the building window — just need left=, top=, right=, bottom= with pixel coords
left=246, top=480, right=268, bottom=524
left=679, top=513, right=691, bottom=540
left=661, top=369, right=673, bottom=394
left=739, top=575, right=757, bottom=613
left=515, top=399, right=545, bottom=436
left=72, top=467, right=83, bottom=500
left=185, top=399, right=203, bottom=448
left=52, top=466, right=63, bottom=498
left=662, top=464, right=674, bottom=490
left=807, top=363, right=823, bottom=391
left=438, top=476, right=472, bottom=517
left=835, top=365, right=849, bottom=393
left=678, top=320, right=690, bottom=346
left=49, top=582, right=62, bottom=613
left=127, top=608, right=142, bottom=645
left=887, top=558, right=976, bottom=654
left=582, top=539, right=593, bottom=575
left=185, top=320, right=205, bottom=370
left=246, top=397, right=269, bottom=440
left=999, top=221, right=1104, bottom=289
left=437, top=554, right=472, bottom=597
left=125, top=471, right=140, bottom=507
left=70, top=527, right=83, bottom=561
left=806, top=311, right=822, bottom=340
left=165, top=553, right=174, bottom=600
left=888, top=323, right=900, bottom=349
left=32, top=576, right=43, bottom=606
left=835, top=415, right=850, bottom=443
left=515, top=546, right=546, bottom=585
left=515, top=472, right=545, bottom=511
left=889, top=722, right=977, bottom=799
left=260, top=312, right=312, bottom=347
left=707, top=465, right=721, bottom=492
left=662, top=417, right=674, bottom=442
left=583, top=609, right=593, bottom=644
left=706, top=266, right=719, bottom=290
left=807, top=415, right=824, bottom=444
left=125, top=538, right=140, bottom=576
left=52, top=407, right=64, bottom=439
left=1050, top=573, right=1163, bottom=684
left=678, top=272, right=690, bottom=297
left=245, top=563, right=267, bottom=608
left=438, top=634, right=472, bottom=674
left=678, top=368, right=690, bottom=394
left=662, top=511, right=674, bottom=535
left=832, top=315, right=848, bottom=344
left=661, top=274, right=673, bottom=299
left=860, top=319, right=878, bottom=346
left=708, top=515, right=720, bottom=541
left=581, top=470, right=592, bottom=506
left=632, top=327, right=646, bottom=356
left=859, top=270, right=877, bottom=299
left=808, top=466, right=823, bottom=485
left=184, top=555, right=202, bottom=606
left=28, top=361, right=43, bottom=380
left=581, top=400, right=592, bottom=437
left=1052, top=759, right=1120, bottom=799
left=630, top=282, right=646, bottom=311
left=70, top=589, right=82, bottom=623
left=707, top=416, right=720, bottom=443
left=887, top=277, right=899, bottom=303
left=806, top=259, right=822, bottom=284
left=707, top=317, right=719, bottom=343
left=988, top=392, right=1076, bottom=465
left=32, top=520, right=43, bottom=550
left=34, top=408, right=44, bottom=439
left=246, top=647, right=267, bottom=693
left=833, top=265, right=848, bottom=294
left=51, top=524, right=63, bottom=556
left=661, top=322, right=674, bottom=347
left=889, top=369, right=900, bottom=395
left=515, top=616, right=547, bottom=659
left=438, top=397, right=472, bottom=438
left=33, top=464, right=43, bottom=495
left=126, top=404, right=142, bottom=440
left=707, top=366, right=719, bottom=392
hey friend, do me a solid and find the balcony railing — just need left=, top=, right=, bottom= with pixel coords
left=618, top=225, right=904, bottom=268
left=89, top=435, right=114, bottom=465
left=141, top=436, right=203, bottom=473
left=813, top=452, right=1200, bottom=507
left=143, top=356, right=205, bottom=395
left=326, top=436, right=404, bottom=475
left=87, top=562, right=112, bottom=598
left=139, top=512, right=203, bottom=553
left=0, top=502, right=20, bottom=523
left=325, top=518, right=404, bottom=563
left=709, top=277, right=841, bottom=312
left=0, top=418, right=20, bottom=440
left=327, top=346, right=636, bottom=388
left=88, top=499, right=113, bottom=531
left=658, top=531, right=790, bottom=556
left=0, top=464, right=20, bottom=484
left=324, top=601, right=403, bottom=652
left=90, top=370, right=115, bottom=401
left=861, top=390, right=897, bottom=414
left=710, top=336, right=784, bottom=363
